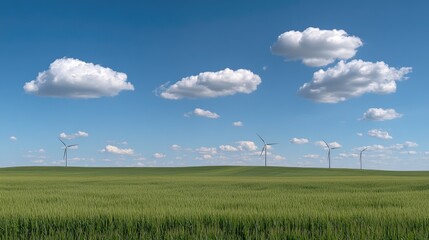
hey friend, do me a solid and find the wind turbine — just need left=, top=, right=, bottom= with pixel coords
left=359, top=147, right=367, bottom=170
left=257, top=134, right=277, bottom=167
left=59, top=138, right=78, bottom=167
left=323, top=140, right=340, bottom=169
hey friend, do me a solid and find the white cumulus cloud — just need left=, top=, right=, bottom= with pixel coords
left=196, top=147, right=218, bottom=155
left=237, top=141, right=258, bottom=151
left=171, top=144, right=181, bottom=151
left=304, top=154, right=320, bottom=159
left=185, top=108, right=220, bottom=119
left=290, top=137, right=309, bottom=144
left=233, top=121, right=243, bottom=127
left=219, top=145, right=238, bottom=152
left=271, top=27, right=362, bottom=67
left=367, top=129, right=392, bottom=140
left=158, top=68, right=261, bottom=99
left=102, top=145, right=134, bottom=155
left=10, top=136, right=17, bottom=141
left=59, top=131, right=89, bottom=140
left=298, top=60, right=412, bottom=103
left=315, top=141, right=342, bottom=149
left=153, top=153, right=166, bottom=159
left=24, top=58, right=134, bottom=98
left=361, top=108, right=402, bottom=121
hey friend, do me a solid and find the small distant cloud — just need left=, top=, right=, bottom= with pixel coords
left=304, top=154, right=320, bottom=159
left=185, top=108, right=220, bottom=119
left=219, top=145, right=238, bottom=152
left=237, top=141, right=258, bottom=151
left=157, top=68, right=261, bottom=100
left=32, top=160, right=45, bottom=164
left=271, top=27, right=362, bottom=67
left=60, top=131, right=89, bottom=140
left=361, top=108, right=402, bottom=121
left=391, top=141, right=418, bottom=150
left=400, top=151, right=417, bottom=155
left=153, top=153, right=166, bottom=159
left=202, top=154, right=212, bottom=160
left=262, top=66, right=268, bottom=71
left=233, top=121, right=243, bottom=127
left=315, top=141, right=342, bottom=149
left=290, top=137, right=309, bottom=144
left=338, top=153, right=359, bottom=158
left=367, top=129, right=392, bottom=140
left=24, top=57, right=134, bottom=98
left=10, top=136, right=17, bottom=141
left=171, top=144, right=181, bottom=151
left=273, top=155, right=285, bottom=161
left=357, top=133, right=363, bottom=137
left=101, top=145, right=134, bottom=155
left=196, top=147, right=218, bottom=155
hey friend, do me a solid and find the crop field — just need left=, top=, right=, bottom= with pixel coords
left=0, top=166, right=429, bottom=239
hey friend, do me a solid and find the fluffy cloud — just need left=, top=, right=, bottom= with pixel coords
left=361, top=108, right=402, bottom=121
left=185, top=108, right=220, bottom=119
left=298, top=60, right=412, bottom=103
left=357, top=133, right=364, bottom=137
left=400, top=151, right=417, bottom=155
left=10, top=136, right=17, bottom=141
left=367, top=129, right=392, bottom=140
left=338, top=153, right=359, bottom=158
left=24, top=58, right=134, bottom=98
left=304, top=154, right=320, bottom=159
left=219, top=145, right=239, bottom=152
left=357, top=142, right=418, bottom=152
left=290, top=137, right=309, bottom=144
left=59, top=131, right=89, bottom=140
left=315, top=141, right=342, bottom=149
left=171, top=144, right=181, bottom=151
left=153, top=153, right=166, bottom=159
left=391, top=141, right=418, bottom=150
left=158, top=68, right=261, bottom=99
left=237, top=141, right=258, bottom=151
left=233, top=121, right=243, bottom=127
left=196, top=147, right=218, bottom=155
left=271, top=27, right=362, bottom=67
left=102, top=145, right=134, bottom=155
left=273, top=155, right=286, bottom=161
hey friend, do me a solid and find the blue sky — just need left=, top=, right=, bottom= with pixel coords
left=1, top=0, right=429, bottom=170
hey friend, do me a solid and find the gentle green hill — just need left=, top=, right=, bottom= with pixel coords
left=1, top=165, right=428, bottom=177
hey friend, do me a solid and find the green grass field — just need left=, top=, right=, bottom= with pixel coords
left=1, top=166, right=429, bottom=239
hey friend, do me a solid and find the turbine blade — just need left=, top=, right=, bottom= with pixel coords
left=331, top=147, right=340, bottom=150
left=68, top=144, right=78, bottom=148
left=267, top=143, right=278, bottom=145
left=322, top=140, right=330, bottom=149
left=58, top=137, right=66, bottom=146
left=260, top=146, right=265, bottom=157
left=257, top=134, right=265, bottom=144
left=362, top=147, right=367, bottom=152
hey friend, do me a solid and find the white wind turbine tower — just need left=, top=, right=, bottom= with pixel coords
left=323, top=140, right=340, bottom=169
left=359, top=147, right=367, bottom=170
left=257, top=134, right=277, bottom=167
left=59, top=138, right=78, bottom=167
